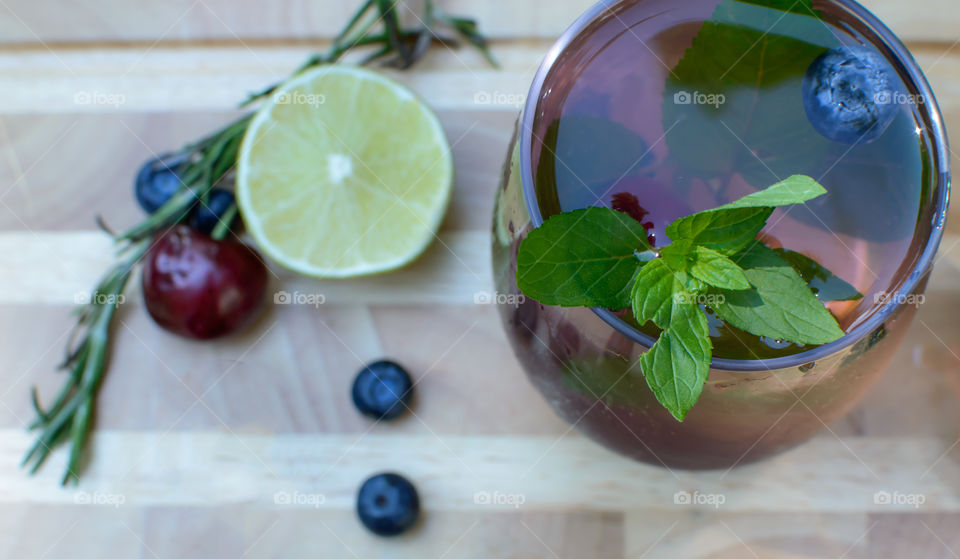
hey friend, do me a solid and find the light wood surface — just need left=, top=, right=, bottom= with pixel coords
left=1, top=1, right=959, bottom=557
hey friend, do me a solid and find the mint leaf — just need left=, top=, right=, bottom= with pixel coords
left=689, top=246, right=750, bottom=290
left=639, top=298, right=712, bottom=421
left=666, top=206, right=773, bottom=255
left=712, top=245, right=845, bottom=344
left=714, top=175, right=827, bottom=210
left=517, top=207, right=650, bottom=309
left=631, top=244, right=713, bottom=420
left=659, top=239, right=695, bottom=271
left=775, top=249, right=863, bottom=302
left=631, top=241, right=705, bottom=327
left=631, top=259, right=683, bottom=328
left=665, top=175, right=826, bottom=255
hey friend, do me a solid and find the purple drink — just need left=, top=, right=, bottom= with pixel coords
left=493, top=0, right=949, bottom=468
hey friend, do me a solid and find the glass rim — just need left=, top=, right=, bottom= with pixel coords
left=518, top=0, right=952, bottom=372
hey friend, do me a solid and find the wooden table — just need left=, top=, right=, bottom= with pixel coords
left=0, top=1, right=959, bottom=557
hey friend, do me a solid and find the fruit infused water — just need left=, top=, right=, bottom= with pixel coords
left=530, top=0, right=931, bottom=360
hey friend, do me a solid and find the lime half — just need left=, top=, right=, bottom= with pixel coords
left=236, top=65, right=453, bottom=278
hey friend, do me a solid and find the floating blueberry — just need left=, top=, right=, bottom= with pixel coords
left=134, top=152, right=189, bottom=214
left=802, top=46, right=900, bottom=144
left=351, top=360, right=414, bottom=420
left=190, top=188, right=236, bottom=236
left=357, top=473, right=420, bottom=537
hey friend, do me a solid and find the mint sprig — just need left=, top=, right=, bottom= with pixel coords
left=516, top=175, right=860, bottom=420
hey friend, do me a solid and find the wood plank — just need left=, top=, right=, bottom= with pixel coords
left=626, top=512, right=960, bottom=558
left=1, top=242, right=955, bottom=448
left=0, top=0, right=586, bottom=43
left=140, top=508, right=623, bottom=558
left=0, top=0, right=953, bottom=44
left=0, top=231, right=956, bottom=306
left=625, top=512, right=872, bottom=558
left=1, top=42, right=957, bottom=114
left=0, top=303, right=568, bottom=434
left=0, top=504, right=622, bottom=558
left=0, top=44, right=956, bottom=235
left=867, top=513, right=960, bottom=558
left=1, top=247, right=956, bottom=439
left=1, top=1, right=956, bottom=556
left=0, top=431, right=958, bottom=513
left=852, top=261, right=960, bottom=439
left=0, top=45, right=537, bottom=113
left=0, top=109, right=514, bottom=233
left=0, top=230, right=493, bottom=304
left=0, top=504, right=145, bottom=557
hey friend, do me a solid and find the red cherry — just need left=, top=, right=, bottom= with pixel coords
left=141, top=226, right=268, bottom=340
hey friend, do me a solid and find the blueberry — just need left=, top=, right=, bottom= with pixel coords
left=802, top=46, right=900, bottom=144
left=351, top=360, right=413, bottom=420
left=189, top=188, right=236, bottom=236
left=134, top=152, right=189, bottom=214
left=357, top=473, right=420, bottom=537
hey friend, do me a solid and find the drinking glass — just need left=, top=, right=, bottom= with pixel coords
left=492, top=0, right=950, bottom=469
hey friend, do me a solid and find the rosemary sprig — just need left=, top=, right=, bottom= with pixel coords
left=23, top=240, right=148, bottom=484
left=25, top=0, right=496, bottom=484
left=242, top=0, right=498, bottom=104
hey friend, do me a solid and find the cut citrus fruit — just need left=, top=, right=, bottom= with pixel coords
left=236, top=65, right=453, bottom=278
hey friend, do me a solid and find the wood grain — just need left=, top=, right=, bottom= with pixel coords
left=0, top=43, right=956, bottom=112
left=1, top=0, right=959, bottom=557
left=0, top=431, right=958, bottom=512
left=624, top=512, right=874, bottom=558
left=0, top=0, right=954, bottom=43
left=0, top=230, right=493, bottom=304
left=0, top=46, right=958, bottom=231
